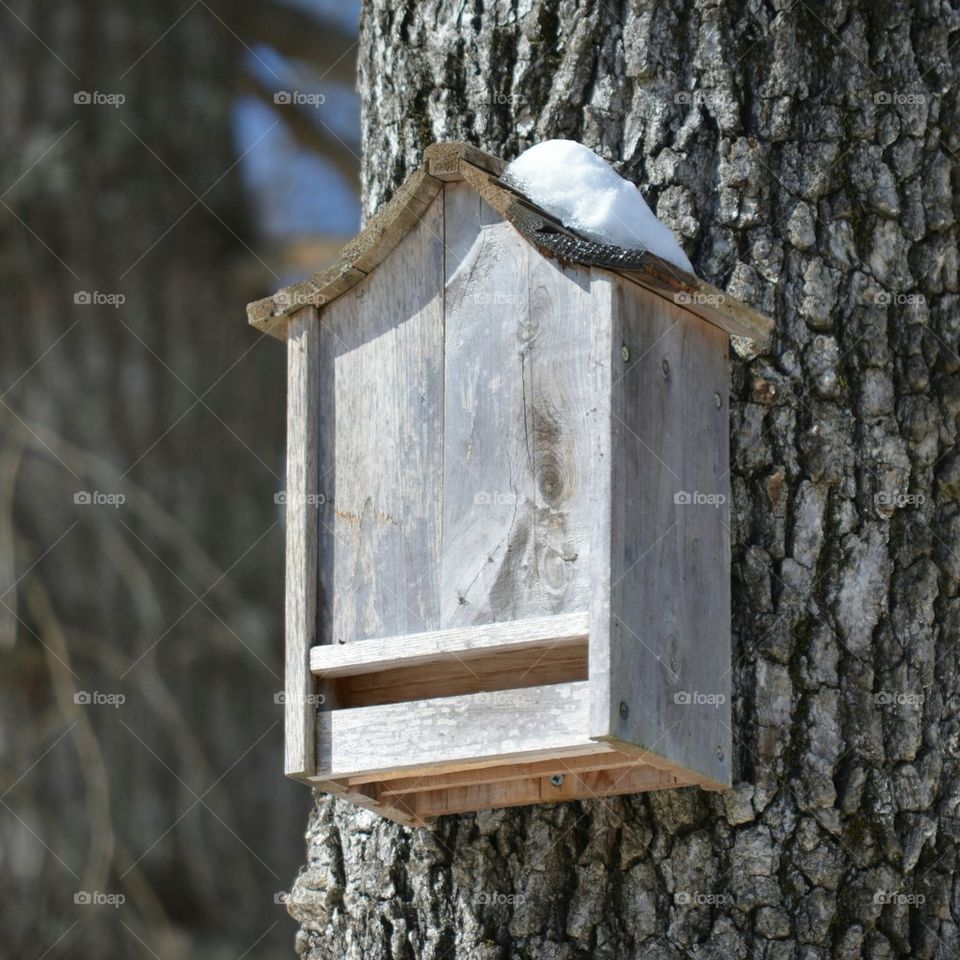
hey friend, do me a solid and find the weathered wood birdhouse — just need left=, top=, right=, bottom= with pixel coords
left=248, top=142, right=773, bottom=825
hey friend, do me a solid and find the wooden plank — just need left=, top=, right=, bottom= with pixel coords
left=316, top=681, right=593, bottom=778
left=586, top=271, right=615, bottom=779
left=345, top=742, right=618, bottom=785
left=284, top=307, right=320, bottom=777
left=306, top=778, right=424, bottom=827
left=440, top=181, right=595, bottom=627
left=405, top=764, right=690, bottom=818
left=524, top=237, right=599, bottom=612
left=319, top=192, right=444, bottom=645
left=376, top=750, right=643, bottom=795
left=441, top=181, right=530, bottom=626
left=610, top=265, right=771, bottom=343
left=591, top=276, right=731, bottom=788
left=342, top=643, right=586, bottom=707
left=313, top=263, right=346, bottom=757
left=309, top=611, right=588, bottom=677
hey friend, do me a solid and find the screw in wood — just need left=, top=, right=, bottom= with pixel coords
left=714, top=392, right=722, bottom=408
left=717, top=744, right=725, bottom=760
left=661, top=356, right=670, bottom=378
left=622, top=344, right=630, bottom=362
left=619, top=701, right=629, bottom=719
left=549, top=774, right=564, bottom=787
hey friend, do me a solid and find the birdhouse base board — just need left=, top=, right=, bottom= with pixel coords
left=308, top=744, right=697, bottom=827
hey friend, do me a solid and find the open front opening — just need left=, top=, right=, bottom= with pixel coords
left=310, top=611, right=590, bottom=708
left=333, top=637, right=587, bottom=707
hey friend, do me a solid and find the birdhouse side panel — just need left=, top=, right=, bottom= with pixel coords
left=440, top=182, right=599, bottom=628
left=315, top=193, right=446, bottom=647
left=593, top=277, right=732, bottom=786
left=284, top=306, right=321, bottom=777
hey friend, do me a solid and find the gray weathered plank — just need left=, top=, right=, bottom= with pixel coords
left=316, top=681, right=594, bottom=778
left=585, top=271, right=615, bottom=765
left=440, top=182, right=594, bottom=627
left=284, top=306, right=320, bottom=777
left=590, top=275, right=731, bottom=787
left=317, top=192, right=445, bottom=645
left=309, top=611, right=588, bottom=676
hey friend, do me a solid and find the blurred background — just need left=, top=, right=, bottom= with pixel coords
left=0, top=0, right=360, bottom=956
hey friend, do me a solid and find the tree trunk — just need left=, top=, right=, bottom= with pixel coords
left=0, top=2, right=305, bottom=955
left=289, top=1, right=960, bottom=957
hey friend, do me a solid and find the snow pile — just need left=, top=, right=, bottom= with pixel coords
left=502, top=140, right=694, bottom=274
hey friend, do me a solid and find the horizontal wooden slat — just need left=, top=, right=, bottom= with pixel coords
left=403, top=765, right=690, bottom=818
left=375, top=750, right=641, bottom=795
left=310, top=611, right=589, bottom=678
left=316, top=681, right=593, bottom=779
left=345, top=742, right=618, bottom=785
left=307, top=777, right=423, bottom=827
left=343, top=644, right=587, bottom=707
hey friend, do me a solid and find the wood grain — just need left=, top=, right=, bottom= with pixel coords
left=404, top=764, right=689, bottom=818
left=315, top=681, right=594, bottom=779
left=345, top=741, right=620, bottom=785
left=440, top=182, right=593, bottom=627
left=309, top=611, right=588, bottom=676
left=284, top=306, right=320, bottom=777
left=591, top=276, right=732, bottom=788
left=375, top=749, right=644, bottom=795
left=339, top=644, right=586, bottom=706
left=319, top=192, right=445, bottom=645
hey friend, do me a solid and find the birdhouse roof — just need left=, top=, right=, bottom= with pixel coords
left=247, top=141, right=774, bottom=343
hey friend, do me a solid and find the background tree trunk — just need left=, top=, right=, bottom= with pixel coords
left=289, top=1, right=960, bottom=957
left=0, top=2, right=309, bottom=955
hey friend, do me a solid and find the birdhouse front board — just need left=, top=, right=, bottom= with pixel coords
left=248, top=142, right=774, bottom=825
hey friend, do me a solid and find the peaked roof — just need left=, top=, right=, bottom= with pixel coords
left=247, top=142, right=774, bottom=343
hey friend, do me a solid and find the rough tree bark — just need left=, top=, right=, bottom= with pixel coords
left=289, top=2, right=960, bottom=957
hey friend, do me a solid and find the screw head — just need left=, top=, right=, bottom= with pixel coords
left=716, top=744, right=725, bottom=760
left=714, top=392, right=722, bottom=408
left=619, top=701, right=629, bottom=720
left=549, top=774, right=564, bottom=787
left=661, top=357, right=670, bottom=378
left=622, top=344, right=630, bottom=362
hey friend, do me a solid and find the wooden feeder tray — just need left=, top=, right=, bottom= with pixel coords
left=248, top=142, right=774, bottom=826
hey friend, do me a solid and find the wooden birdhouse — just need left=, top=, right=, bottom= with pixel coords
left=247, top=142, right=773, bottom=826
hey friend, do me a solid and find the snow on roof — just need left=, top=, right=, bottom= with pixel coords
left=501, top=140, right=694, bottom=274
